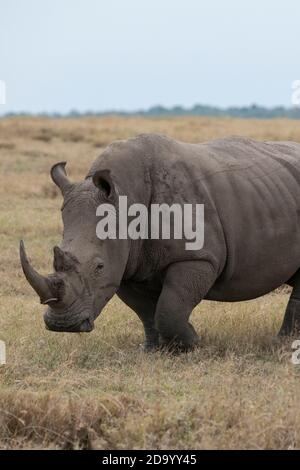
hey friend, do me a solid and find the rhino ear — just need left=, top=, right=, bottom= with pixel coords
left=92, top=169, right=116, bottom=200
left=51, top=162, right=73, bottom=195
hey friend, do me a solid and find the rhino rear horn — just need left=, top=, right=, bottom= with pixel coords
left=53, top=246, right=77, bottom=272
left=19, top=240, right=58, bottom=304
left=51, top=162, right=73, bottom=195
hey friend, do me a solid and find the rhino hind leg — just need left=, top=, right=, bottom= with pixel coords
left=278, top=270, right=300, bottom=336
left=278, top=297, right=300, bottom=336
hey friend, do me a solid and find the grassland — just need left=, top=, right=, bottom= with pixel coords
left=0, top=116, right=300, bottom=449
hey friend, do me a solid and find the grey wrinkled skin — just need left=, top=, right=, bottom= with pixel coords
left=20, top=134, right=300, bottom=351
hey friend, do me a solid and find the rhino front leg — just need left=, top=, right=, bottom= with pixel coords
left=117, top=283, right=160, bottom=351
left=155, top=260, right=217, bottom=352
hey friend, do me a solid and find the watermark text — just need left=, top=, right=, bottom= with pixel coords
left=0, top=80, right=6, bottom=105
left=96, top=196, right=204, bottom=251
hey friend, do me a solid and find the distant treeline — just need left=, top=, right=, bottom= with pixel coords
left=3, top=104, right=300, bottom=119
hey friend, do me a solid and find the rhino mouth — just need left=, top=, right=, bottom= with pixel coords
left=45, top=318, right=94, bottom=333
left=44, top=309, right=95, bottom=333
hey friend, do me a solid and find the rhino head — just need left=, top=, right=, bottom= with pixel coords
left=20, top=162, right=129, bottom=333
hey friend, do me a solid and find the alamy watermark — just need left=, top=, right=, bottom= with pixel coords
left=0, top=340, right=6, bottom=365
left=96, top=196, right=204, bottom=251
left=0, top=80, right=6, bottom=105
left=291, top=80, right=300, bottom=107
left=291, top=340, right=300, bottom=365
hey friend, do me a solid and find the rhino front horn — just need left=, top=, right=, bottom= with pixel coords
left=51, top=161, right=73, bottom=195
left=19, top=240, right=58, bottom=304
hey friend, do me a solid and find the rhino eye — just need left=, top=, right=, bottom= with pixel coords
left=95, top=262, right=104, bottom=274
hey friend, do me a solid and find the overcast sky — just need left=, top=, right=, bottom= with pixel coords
left=1, top=0, right=300, bottom=113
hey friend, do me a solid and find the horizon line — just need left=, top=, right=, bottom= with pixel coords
left=1, top=102, right=300, bottom=119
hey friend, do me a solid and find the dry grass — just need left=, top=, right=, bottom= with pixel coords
left=0, top=116, right=300, bottom=450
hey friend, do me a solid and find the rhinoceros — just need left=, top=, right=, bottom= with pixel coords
left=20, top=134, right=300, bottom=351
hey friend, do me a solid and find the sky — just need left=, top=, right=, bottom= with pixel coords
left=1, top=0, right=300, bottom=113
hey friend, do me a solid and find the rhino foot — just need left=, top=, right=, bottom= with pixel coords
left=139, top=341, right=160, bottom=353
left=159, top=333, right=200, bottom=354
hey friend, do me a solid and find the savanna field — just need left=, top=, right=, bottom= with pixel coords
left=1, top=116, right=300, bottom=449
